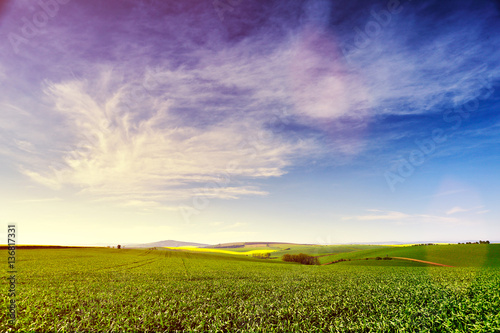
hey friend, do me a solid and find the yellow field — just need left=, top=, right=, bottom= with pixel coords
left=163, top=246, right=276, bottom=256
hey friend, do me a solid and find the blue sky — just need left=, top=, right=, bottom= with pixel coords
left=0, top=0, right=499, bottom=245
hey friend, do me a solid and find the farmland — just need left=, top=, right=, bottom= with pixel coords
left=316, top=243, right=500, bottom=266
left=2, top=245, right=500, bottom=332
left=163, top=246, right=278, bottom=256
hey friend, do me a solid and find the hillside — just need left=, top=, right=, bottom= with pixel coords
left=318, top=244, right=500, bottom=267
left=158, top=242, right=500, bottom=268
left=207, top=241, right=305, bottom=249
left=125, top=241, right=500, bottom=268
left=126, top=240, right=209, bottom=248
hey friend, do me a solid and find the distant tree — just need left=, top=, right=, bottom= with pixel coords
left=282, top=253, right=319, bottom=265
left=117, top=245, right=121, bottom=249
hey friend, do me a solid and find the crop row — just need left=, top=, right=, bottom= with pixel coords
left=1, top=248, right=499, bottom=332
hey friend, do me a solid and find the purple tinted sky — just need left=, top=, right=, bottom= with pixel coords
left=0, top=0, right=499, bottom=245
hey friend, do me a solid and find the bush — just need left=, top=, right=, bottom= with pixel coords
left=253, top=253, right=270, bottom=259
left=282, top=253, right=319, bottom=265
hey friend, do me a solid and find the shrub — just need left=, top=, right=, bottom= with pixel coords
left=282, top=253, right=319, bottom=265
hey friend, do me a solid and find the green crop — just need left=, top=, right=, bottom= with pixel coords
left=1, top=247, right=499, bottom=332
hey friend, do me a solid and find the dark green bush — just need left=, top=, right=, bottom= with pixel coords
left=282, top=253, right=319, bottom=265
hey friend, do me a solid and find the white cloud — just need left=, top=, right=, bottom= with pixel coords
left=342, top=11, right=500, bottom=116
left=3, top=1, right=500, bottom=209
left=345, top=209, right=465, bottom=225
left=428, top=189, right=467, bottom=198
left=347, top=210, right=410, bottom=221
left=287, top=26, right=371, bottom=120
left=223, top=222, right=247, bottom=230
left=446, top=206, right=468, bottom=215
left=11, top=197, right=62, bottom=204
left=14, top=139, right=35, bottom=153
left=18, top=73, right=313, bottom=205
left=446, top=206, right=490, bottom=216
left=209, top=221, right=224, bottom=227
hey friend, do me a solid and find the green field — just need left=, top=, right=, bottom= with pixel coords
left=163, top=244, right=388, bottom=258
left=2, top=245, right=499, bottom=332
left=198, top=243, right=500, bottom=267
left=317, top=244, right=500, bottom=266
left=271, top=244, right=388, bottom=257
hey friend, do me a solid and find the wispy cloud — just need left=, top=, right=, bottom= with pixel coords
left=445, top=205, right=489, bottom=216
left=446, top=206, right=468, bottom=215
left=11, top=197, right=62, bottom=204
left=344, top=209, right=469, bottom=225
left=428, top=189, right=467, bottom=198
left=209, top=221, right=224, bottom=227
left=342, top=3, right=500, bottom=116
left=16, top=72, right=312, bottom=204
left=222, top=222, right=247, bottom=230
left=345, top=209, right=410, bottom=221
left=1, top=0, right=499, bottom=208
left=207, top=222, right=246, bottom=230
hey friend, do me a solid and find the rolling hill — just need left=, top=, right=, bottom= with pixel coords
left=317, top=243, right=500, bottom=267
left=126, top=240, right=209, bottom=248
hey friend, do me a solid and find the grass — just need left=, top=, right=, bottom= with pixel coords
left=318, top=244, right=500, bottom=267
left=271, top=244, right=388, bottom=257
left=162, top=244, right=389, bottom=259
left=329, top=258, right=432, bottom=267
left=1, top=246, right=499, bottom=331
left=183, top=243, right=390, bottom=258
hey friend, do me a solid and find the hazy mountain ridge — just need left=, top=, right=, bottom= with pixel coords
left=126, top=240, right=210, bottom=248
left=123, top=239, right=499, bottom=249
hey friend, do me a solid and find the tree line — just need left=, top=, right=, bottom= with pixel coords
left=458, top=240, right=490, bottom=244
left=282, top=253, right=319, bottom=265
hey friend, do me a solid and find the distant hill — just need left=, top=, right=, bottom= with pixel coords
left=208, top=241, right=307, bottom=248
left=126, top=240, right=210, bottom=248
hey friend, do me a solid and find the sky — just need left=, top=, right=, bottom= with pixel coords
left=0, top=0, right=499, bottom=246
